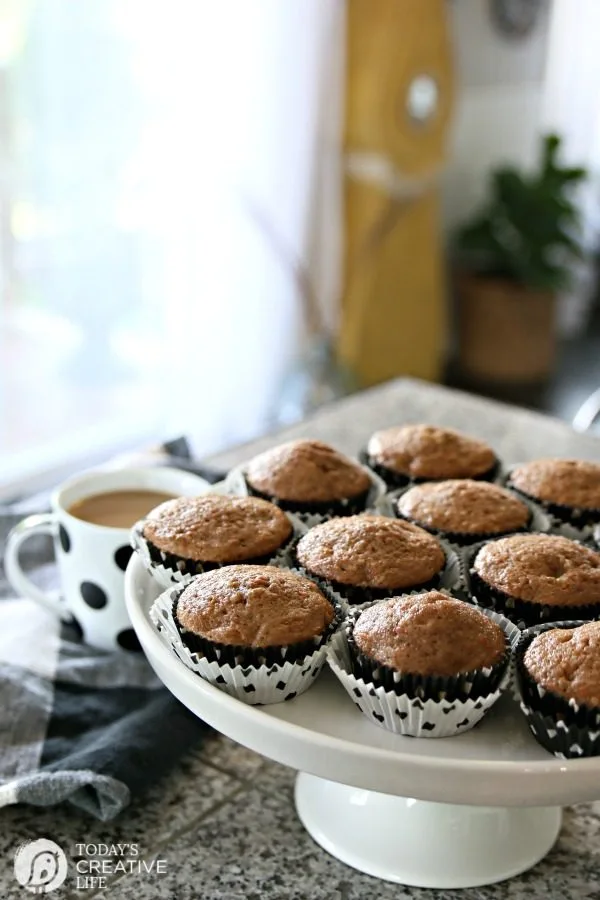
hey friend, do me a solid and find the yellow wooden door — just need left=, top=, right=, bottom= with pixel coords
left=338, top=0, right=454, bottom=386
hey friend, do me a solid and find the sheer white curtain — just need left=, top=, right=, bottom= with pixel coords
left=0, top=0, right=344, bottom=492
left=156, top=0, right=344, bottom=451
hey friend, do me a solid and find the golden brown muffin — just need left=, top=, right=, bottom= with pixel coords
left=367, top=425, right=497, bottom=481
left=524, top=622, right=600, bottom=707
left=245, top=439, right=371, bottom=505
left=143, top=495, right=292, bottom=563
left=353, top=592, right=506, bottom=675
left=176, top=565, right=334, bottom=647
left=397, top=479, right=530, bottom=539
left=296, top=515, right=445, bottom=590
left=473, top=534, right=600, bottom=607
left=508, top=459, right=600, bottom=510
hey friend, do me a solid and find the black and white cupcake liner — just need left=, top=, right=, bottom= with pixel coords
left=149, top=575, right=342, bottom=705
left=292, top=537, right=462, bottom=608
left=327, top=600, right=520, bottom=737
left=392, top=487, right=548, bottom=548
left=131, top=511, right=305, bottom=590
left=223, top=462, right=394, bottom=525
left=515, top=620, right=600, bottom=759
left=465, top=535, right=600, bottom=629
left=358, top=449, right=502, bottom=491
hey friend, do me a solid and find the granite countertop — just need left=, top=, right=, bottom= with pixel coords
left=2, top=378, right=600, bottom=900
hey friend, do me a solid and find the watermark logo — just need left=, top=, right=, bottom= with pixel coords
left=14, top=839, right=68, bottom=894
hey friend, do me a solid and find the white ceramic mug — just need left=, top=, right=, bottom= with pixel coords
left=5, top=466, right=209, bottom=652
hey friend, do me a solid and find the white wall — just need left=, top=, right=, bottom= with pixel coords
left=441, top=0, right=600, bottom=333
left=442, top=0, right=552, bottom=231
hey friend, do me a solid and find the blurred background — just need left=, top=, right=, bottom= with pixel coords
left=1, top=0, right=599, bottom=496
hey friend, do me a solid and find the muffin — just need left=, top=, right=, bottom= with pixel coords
left=151, top=566, right=338, bottom=704
left=507, top=458, right=600, bottom=529
left=243, top=439, right=372, bottom=516
left=327, top=591, right=516, bottom=737
left=295, top=515, right=447, bottom=604
left=470, top=533, right=600, bottom=626
left=397, top=479, right=531, bottom=544
left=134, top=494, right=294, bottom=585
left=516, top=621, right=600, bottom=758
left=366, top=425, right=499, bottom=488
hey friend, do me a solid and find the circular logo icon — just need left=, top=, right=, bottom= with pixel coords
left=14, top=839, right=68, bottom=894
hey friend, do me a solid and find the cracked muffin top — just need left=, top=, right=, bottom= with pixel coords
left=524, top=622, right=600, bottom=707
left=367, top=425, right=496, bottom=480
left=245, top=440, right=371, bottom=504
left=473, top=534, right=600, bottom=607
left=142, top=494, right=292, bottom=562
left=353, top=591, right=506, bottom=676
left=508, top=458, right=600, bottom=510
left=176, top=565, right=334, bottom=647
left=296, top=515, right=445, bottom=589
left=397, top=479, right=530, bottom=536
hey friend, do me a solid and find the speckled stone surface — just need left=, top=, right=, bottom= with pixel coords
left=1, top=379, right=600, bottom=899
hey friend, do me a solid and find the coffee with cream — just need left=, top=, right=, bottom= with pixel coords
left=68, top=490, right=175, bottom=528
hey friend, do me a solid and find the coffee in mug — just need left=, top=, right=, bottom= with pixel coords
left=5, top=467, right=209, bottom=652
left=68, top=490, right=175, bottom=529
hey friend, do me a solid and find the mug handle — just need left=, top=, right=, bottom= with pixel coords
left=5, top=514, right=72, bottom=621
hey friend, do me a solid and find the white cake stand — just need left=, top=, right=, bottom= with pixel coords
left=125, top=556, right=600, bottom=889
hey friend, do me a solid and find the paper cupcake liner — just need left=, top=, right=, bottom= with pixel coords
left=358, top=449, right=501, bottom=490
left=245, top=483, right=370, bottom=517
left=149, top=575, right=342, bottom=705
left=392, top=489, right=548, bottom=548
left=223, top=462, right=391, bottom=525
left=346, top=600, right=516, bottom=701
left=465, top=537, right=600, bottom=628
left=515, top=621, right=600, bottom=759
left=503, top=470, right=600, bottom=540
left=131, top=512, right=305, bottom=589
left=327, top=604, right=519, bottom=737
left=357, top=451, right=411, bottom=490
left=292, top=538, right=462, bottom=606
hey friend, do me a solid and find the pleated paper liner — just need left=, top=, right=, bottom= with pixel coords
left=392, top=488, right=549, bottom=548
left=503, top=468, right=600, bottom=541
left=327, top=600, right=520, bottom=738
left=464, top=536, right=600, bottom=629
left=358, top=449, right=502, bottom=491
left=346, top=599, right=514, bottom=700
left=149, top=574, right=343, bottom=706
left=291, top=537, right=462, bottom=607
left=131, top=511, right=305, bottom=590
left=223, top=462, right=394, bottom=524
left=515, top=621, right=600, bottom=759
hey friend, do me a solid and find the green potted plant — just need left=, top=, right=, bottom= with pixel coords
left=454, top=134, right=587, bottom=383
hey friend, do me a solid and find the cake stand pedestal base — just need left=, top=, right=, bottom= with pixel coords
left=295, top=772, right=562, bottom=888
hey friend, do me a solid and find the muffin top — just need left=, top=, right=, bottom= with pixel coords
left=397, top=479, right=530, bottom=536
left=296, top=515, right=445, bottom=589
left=245, top=439, right=371, bottom=503
left=473, top=534, right=600, bottom=607
left=142, top=495, right=292, bottom=562
left=353, top=591, right=506, bottom=676
left=367, top=425, right=496, bottom=480
left=508, top=458, right=600, bottom=510
left=176, top=565, right=334, bottom=647
left=524, top=622, right=600, bottom=707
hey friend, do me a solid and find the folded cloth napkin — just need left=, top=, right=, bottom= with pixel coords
left=0, top=442, right=225, bottom=821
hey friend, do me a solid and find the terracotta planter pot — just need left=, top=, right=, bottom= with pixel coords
left=456, top=274, right=556, bottom=383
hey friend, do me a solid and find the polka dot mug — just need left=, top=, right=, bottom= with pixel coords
left=5, top=466, right=209, bottom=652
